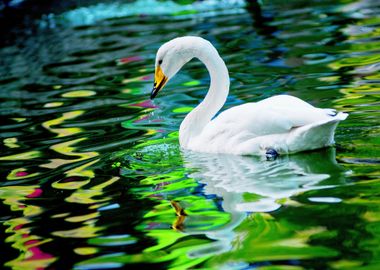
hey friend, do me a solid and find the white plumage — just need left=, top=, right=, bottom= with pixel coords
left=151, top=36, right=348, bottom=156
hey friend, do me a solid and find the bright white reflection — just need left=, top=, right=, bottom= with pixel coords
left=183, top=148, right=345, bottom=213
left=179, top=148, right=346, bottom=259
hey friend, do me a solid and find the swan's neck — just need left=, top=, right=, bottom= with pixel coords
left=179, top=46, right=230, bottom=147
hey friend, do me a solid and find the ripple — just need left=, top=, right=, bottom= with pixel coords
left=1, top=0, right=380, bottom=269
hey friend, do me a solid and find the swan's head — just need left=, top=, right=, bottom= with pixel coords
left=151, top=36, right=209, bottom=99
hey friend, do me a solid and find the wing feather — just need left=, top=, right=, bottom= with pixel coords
left=202, top=95, right=333, bottom=139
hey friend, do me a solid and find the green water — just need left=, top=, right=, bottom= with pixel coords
left=1, top=0, right=379, bottom=269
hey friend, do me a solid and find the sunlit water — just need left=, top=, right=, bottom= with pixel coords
left=1, top=0, right=380, bottom=269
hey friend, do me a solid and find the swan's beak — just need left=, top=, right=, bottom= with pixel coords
left=151, top=66, right=168, bottom=99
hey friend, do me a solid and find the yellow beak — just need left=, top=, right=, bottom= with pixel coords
left=151, top=66, right=168, bottom=99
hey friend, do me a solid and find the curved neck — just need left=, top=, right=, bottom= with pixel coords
left=179, top=45, right=230, bottom=147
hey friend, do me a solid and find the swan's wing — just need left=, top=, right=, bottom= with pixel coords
left=204, top=95, right=342, bottom=138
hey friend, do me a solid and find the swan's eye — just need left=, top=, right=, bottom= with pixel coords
left=158, top=59, right=163, bottom=65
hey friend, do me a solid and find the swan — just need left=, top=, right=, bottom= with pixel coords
left=151, top=36, right=348, bottom=157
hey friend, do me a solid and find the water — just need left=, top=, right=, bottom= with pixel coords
left=1, top=0, right=379, bottom=269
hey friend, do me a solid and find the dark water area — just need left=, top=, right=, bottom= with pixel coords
left=0, top=0, right=379, bottom=269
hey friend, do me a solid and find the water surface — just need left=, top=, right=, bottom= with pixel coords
left=1, top=0, right=380, bottom=269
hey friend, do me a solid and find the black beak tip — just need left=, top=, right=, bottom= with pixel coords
left=150, top=88, right=158, bottom=100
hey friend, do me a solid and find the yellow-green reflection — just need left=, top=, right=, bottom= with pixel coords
left=10, top=118, right=27, bottom=122
left=62, top=90, right=96, bottom=98
left=42, top=110, right=84, bottom=138
left=52, top=224, right=102, bottom=238
left=40, top=110, right=99, bottom=189
left=0, top=186, right=56, bottom=269
left=65, top=176, right=119, bottom=204
left=4, top=137, right=19, bottom=148
left=7, top=168, right=40, bottom=180
left=44, top=102, right=64, bottom=108
left=0, top=151, right=40, bottom=161
left=74, top=247, right=99, bottom=255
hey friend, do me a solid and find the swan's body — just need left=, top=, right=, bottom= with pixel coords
left=151, top=36, right=348, bottom=156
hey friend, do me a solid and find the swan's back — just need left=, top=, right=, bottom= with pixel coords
left=188, top=95, right=347, bottom=155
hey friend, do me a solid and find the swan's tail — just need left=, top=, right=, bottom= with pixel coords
left=287, top=112, right=348, bottom=153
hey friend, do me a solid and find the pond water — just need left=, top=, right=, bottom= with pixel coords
left=1, top=0, right=380, bottom=269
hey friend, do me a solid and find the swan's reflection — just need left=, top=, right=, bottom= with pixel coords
left=173, top=148, right=346, bottom=259
left=183, top=148, right=345, bottom=213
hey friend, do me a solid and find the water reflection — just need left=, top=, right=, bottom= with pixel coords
left=163, top=148, right=347, bottom=264
left=183, top=148, right=346, bottom=213
left=1, top=0, right=380, bottom=269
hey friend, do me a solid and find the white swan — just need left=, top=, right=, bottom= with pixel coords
left=151, top=36, right=348, bottom=156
